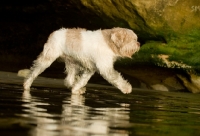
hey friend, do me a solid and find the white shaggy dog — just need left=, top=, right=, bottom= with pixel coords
left=24, top=27, right=140, bottom=94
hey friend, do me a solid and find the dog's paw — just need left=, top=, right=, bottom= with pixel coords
left=72, top=87, right=86, bottom=95
left=121, top=83, right=132, bottom=94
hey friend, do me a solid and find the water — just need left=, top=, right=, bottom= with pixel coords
left=0, top=83, right=200, bottom=136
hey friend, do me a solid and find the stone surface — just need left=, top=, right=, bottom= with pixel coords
left=117, top=65, right=187, bottom=92
left=151, top=84, right=168, bottom=92
left=17, top=69, right=30, bottom=78
left=163, top=76, right=185, bottom=91
left=177, top=73, right=200, bottom=93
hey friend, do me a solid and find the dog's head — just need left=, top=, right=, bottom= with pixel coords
left=111, top=27, right=140, bottom=58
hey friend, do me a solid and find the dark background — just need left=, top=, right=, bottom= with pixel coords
left=0, top=0, right=112, bottom=72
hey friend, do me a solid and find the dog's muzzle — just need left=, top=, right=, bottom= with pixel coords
left=137, top=42, right=140, bottom=47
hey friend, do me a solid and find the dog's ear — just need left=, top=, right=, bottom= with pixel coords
left=111, top=28, right=127, bottom=47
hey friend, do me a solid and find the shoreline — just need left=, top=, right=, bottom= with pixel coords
left=0, top=71, right=115, bottom=90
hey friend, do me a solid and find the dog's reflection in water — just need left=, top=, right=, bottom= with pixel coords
left=22, top=90, right=130, bottom=135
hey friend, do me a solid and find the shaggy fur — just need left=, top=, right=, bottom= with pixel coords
left=24, top=27, right=140, bottom=94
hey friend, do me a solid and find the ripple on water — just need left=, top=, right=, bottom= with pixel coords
left=0, top=83, right=200, bottom=136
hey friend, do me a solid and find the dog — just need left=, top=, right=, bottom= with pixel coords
left=23, top=27, right=140, bottom=94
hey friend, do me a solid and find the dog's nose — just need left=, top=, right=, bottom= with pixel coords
left=137, top=42, right=140, bottom=47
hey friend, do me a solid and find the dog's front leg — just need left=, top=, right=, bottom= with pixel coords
left=64, top=63, right=78, bottom=89
left=97, top=64, right=132, bottom=94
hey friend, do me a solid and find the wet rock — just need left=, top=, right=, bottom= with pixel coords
left=17, top=69, right=30, bottom=78
left=163, top=76, right=185, bottom=91
left=151, top=84, right=168, bottom=92
left=140, top=81, right=149, bottom=90
left=118, top=66, right=186, bottom=92
left=177, top=73, right=200, bottom=93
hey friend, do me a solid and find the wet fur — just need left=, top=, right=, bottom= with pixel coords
left=24, top=27, right=140, bottom=94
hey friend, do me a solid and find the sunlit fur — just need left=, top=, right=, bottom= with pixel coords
left=24, top=27, right=140, bottom=94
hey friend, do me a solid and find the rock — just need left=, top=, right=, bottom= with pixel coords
left=152, top=54, right=192, bottom=69
left=190, top=74, right=200, bottom=91
left=163, top=76, right=185, bottom=91
left=177, top=73, right=200, bottom=93
left=151, top=84, right=168, bottom=92
left=17, top=69, right=30, bottom=78
left=140, top=81, right=149, bottom=89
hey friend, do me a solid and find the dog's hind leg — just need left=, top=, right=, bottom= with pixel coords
left=23, top=43, right=61, bottom=91
left=71, top=70, right=95, bottom=95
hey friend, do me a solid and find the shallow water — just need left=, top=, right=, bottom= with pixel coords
left=0, top=83, right=200, bottom=136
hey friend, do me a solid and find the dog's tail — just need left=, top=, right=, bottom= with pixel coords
left=23, top=31, right=62, bottom=90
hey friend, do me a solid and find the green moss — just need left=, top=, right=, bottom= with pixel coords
left=130, top=32, right=200, bottom=70
left=116, top=28, right=200, bottom=72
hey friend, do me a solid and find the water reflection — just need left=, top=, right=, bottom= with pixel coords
left=61, top=95, right=108, bottom=135
left=21, top=90, right=130, bottom=136
left=1, top=84, right=200, bottom=136
left=22, top=91, right=59, bottom=136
